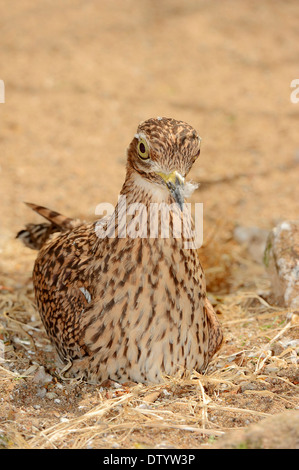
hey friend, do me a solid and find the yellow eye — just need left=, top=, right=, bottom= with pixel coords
left=137, top=139, right=149, bottom=160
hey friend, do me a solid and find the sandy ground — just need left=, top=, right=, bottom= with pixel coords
left=0, top=0, right=298, bottom=449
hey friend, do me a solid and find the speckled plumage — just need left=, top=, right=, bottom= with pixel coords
left=17, top=117, right=223, bottom=383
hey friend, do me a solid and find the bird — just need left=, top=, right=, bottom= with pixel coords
left=17, top=117, right=223, bottom=384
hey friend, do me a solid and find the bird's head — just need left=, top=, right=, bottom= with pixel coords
left=125, top=117, right=201, bottom=210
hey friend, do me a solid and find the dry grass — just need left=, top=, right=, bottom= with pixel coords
left=0, top=231, right=298, bottom=449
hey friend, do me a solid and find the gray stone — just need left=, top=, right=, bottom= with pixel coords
left=234, top=226, right=269, bottom=262
left=264, top=220, right=299, bottom=309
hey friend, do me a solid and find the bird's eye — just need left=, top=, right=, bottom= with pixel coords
left=137, top=139, right=149, bottom=160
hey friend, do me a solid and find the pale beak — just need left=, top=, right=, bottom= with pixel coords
left=156, top=170, right=185, bottom=211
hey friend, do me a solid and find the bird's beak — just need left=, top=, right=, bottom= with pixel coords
left=156, top=170, right=185, bottom=211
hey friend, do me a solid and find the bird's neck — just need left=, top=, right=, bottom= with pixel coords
left=120, top=171, right=172, bottom=207
left=110, top=171, right=195, bottom=246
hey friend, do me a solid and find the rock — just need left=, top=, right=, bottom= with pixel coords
left=45, top=392, right=58, bottom=399
left=32, top=366, right=53, bottom=386
left=239, top=381, right=260, bottom=393
left=263, top=366, right=280, bottom=374
left=264, top=220, right=299, bottom=308
left=60, top=417, right=69, bottom=423
left=211, top=410, right=299, bottom=449
left=269, top=342, right=284, bottom=357
left=233, top=226, right=269, bottom=262
left=36, top=387, right=47, bottom=398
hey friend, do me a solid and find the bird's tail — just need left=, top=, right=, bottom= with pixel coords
left=16, top=202, right=76, bottom=250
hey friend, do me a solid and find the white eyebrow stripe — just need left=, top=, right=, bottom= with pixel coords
left=134, top=132, right=148, bottom=141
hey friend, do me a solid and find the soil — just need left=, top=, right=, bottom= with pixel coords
left=0, top=0, right=298, bottom=449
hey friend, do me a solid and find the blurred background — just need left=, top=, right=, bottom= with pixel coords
left=1, top=0, right=299, bottom=258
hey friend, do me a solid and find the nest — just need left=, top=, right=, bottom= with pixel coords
left=0, top=233, right=298, bottom=449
